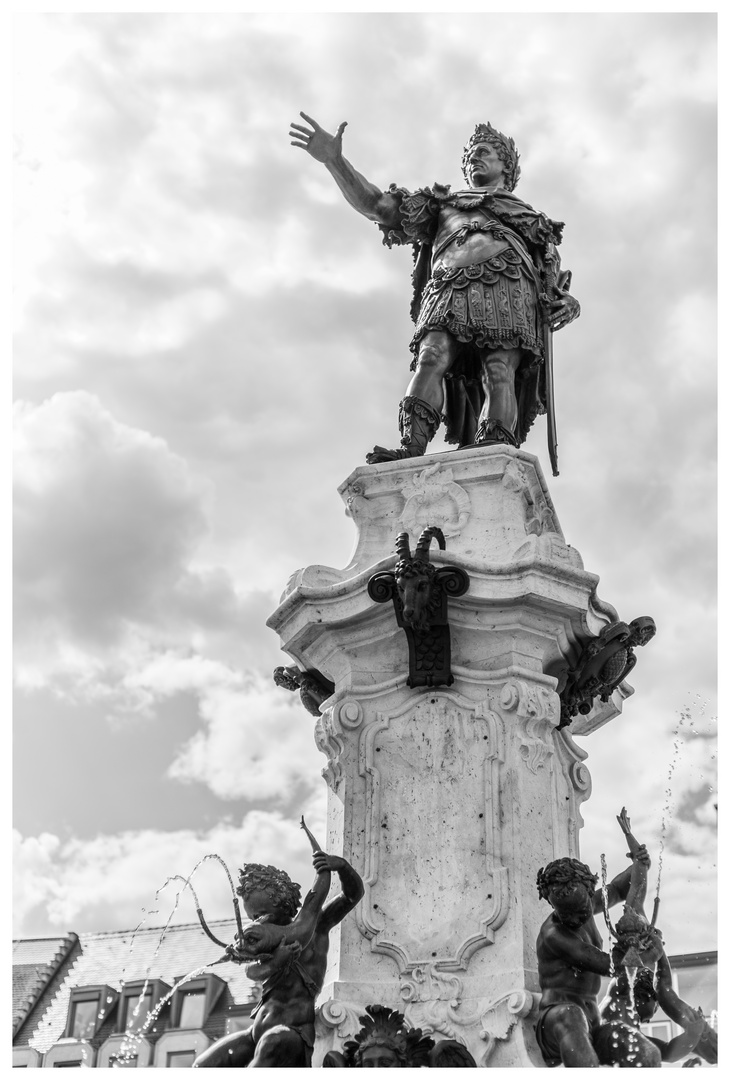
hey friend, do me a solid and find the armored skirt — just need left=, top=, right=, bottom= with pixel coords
left=409, top=250, right=546, bottom=448
left=410, top=249, right=543, bottom=360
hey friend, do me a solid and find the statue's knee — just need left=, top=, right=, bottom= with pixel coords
left=416, top=339, right=453, bottom=376
left=484, top=359, right=513, bottom=390
left=484, top=348, right=522, bottom=387
left=552, top=1004, right=592, bottom=1042
left=195, top=1030, right=253, bottom=1068
left=253, top=1026, right=306, bottom=1067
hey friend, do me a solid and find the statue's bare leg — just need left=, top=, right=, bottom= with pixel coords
left=194, top=1029, right=255, bottom=1067
left=475, top=347, right=523, bottom=446
left=249, top=1026, right=309, bottom=1068
left=367, top=331, right=457, bottom=464
left=594, top=1021, right=662, bottom=1068
left=543, top=1004, right=600, bottom=1067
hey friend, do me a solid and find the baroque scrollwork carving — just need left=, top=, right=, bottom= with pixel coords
left=317, top=999, right=367, bottom=1041
left=479, top=990, right=536, bottom=1062
left=314, top=700, right=364, bottom=790
left=400, top=971, right=536, bottom=1067
left=401, top=966, right=473, bottom=1043
left=498, top=679, right=559, bottom=772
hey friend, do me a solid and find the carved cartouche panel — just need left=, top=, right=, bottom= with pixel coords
left=399, top=464, right=471, bottom=539
left=357, top=696, right=508, bottom=972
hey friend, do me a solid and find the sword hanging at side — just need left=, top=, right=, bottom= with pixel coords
left=542, top=265, right=572, bottom=479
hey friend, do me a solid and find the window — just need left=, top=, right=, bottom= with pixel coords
left=116, top=979, right=170, bottom=1038
left=166, top=1050, right=196, bottom=1067
left=69, top=998, right=98, bottom=1040
left=169, top=974, right=225, bottom=1030
left=63, top=985, right=117, bottom=1041
left=178, top=989, right=206, bottom=1030
left=109, top=1055, right=137, bottom=1068
left=121, top=989, right=153, bottom=1034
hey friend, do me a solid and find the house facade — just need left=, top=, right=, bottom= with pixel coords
left=12, top=920, right=256, bottom=1068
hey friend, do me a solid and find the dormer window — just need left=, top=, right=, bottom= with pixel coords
left=116, top=979, right=171, bottom=1036
left=178, top=988, right=206, bottom=1029
left=69, top=998, right=97, bottom=1041
left=169, top=974, right=225, bottom=1030
left=63, top=985, right=117, bottom=1041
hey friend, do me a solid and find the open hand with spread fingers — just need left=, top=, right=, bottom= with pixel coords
left=289, top=111, right=347, bottom=165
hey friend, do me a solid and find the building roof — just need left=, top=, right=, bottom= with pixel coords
left=13, top=920, right=256, bottom=1054
left=12, top=935, right=78, bottom=1038
left=669, top=950, right=717, bottom=969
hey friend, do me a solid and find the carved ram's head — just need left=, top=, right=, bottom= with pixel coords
left=394, top=527, right=446, bottom=633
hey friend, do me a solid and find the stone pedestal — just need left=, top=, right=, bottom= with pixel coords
left=267, top=446, right=630, bottom=1067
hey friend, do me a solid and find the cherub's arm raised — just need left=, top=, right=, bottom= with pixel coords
left=289, top=112, right=401, bottom=227
left=314, top=852, right=364, bottom=935
left=593, top=843, right=651, bottom=912
left=284, top=860, right=332, bottom=948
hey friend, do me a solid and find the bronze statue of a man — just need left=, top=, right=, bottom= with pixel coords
left=290, top=113, right=580, bottom=471
left=194, top=850, right=363, bottom=1068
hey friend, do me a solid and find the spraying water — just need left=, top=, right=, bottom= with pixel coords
left=599, top=854, right=615, bottom=976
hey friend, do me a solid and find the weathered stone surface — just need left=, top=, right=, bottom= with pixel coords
left=267, top=446, right=633, bottom=1066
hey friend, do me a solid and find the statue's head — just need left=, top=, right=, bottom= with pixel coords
left=616, top=965, right=658, bottom=1023
left=344, top=1005, right=433, bottom=1069
left=537, top=858, right=598, bottom=928
left=462, top=122, right=521, bottom=191
left=237, top=863, right=301, bottom=923
left=615, top=905, right=653, bottom=953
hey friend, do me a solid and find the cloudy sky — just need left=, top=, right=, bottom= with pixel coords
left=13, top=12, right=716, bottom=956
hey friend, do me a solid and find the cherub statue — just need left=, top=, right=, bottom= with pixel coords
left=194, top=822, right=363, bottom=1068
left=534, top=840, right=661, bottom=1068
left=322, top=1004, right=476, bottom=1068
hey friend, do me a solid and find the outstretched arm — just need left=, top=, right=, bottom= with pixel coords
left=594, top=842, right=651, bottom=912
left=289, top=112, right=401, bottom=227
left=616, top=807, right=648, bottom=916
left=313, top=852, right=364, bottom=934
left=655, top=950, right=703, bottom=1029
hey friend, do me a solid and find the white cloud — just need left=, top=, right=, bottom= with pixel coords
left=167, top=675, right=325, bottom=802
left=13, top=391, right=266, bottom=692
left=13, top=800, right=328, bottom=938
